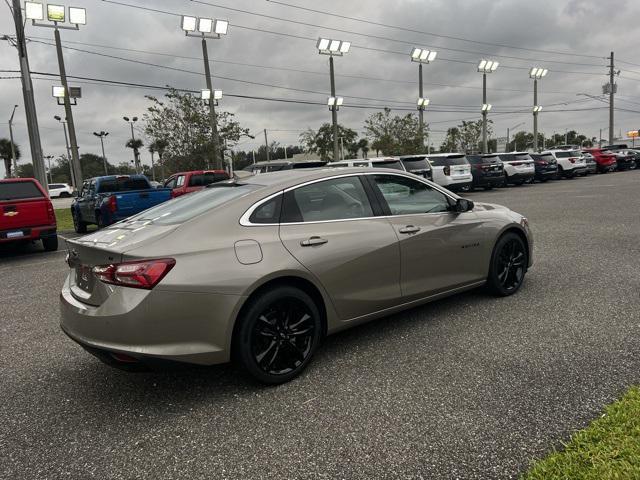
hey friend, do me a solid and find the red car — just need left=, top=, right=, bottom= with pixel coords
left=0, top=178, right=58, bottom=251
left=163, top=170, right=230, bottom=197
left=582, top=148, right=617, bottom=173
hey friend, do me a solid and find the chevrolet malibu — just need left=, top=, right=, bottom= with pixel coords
left=60, top=168, right=533, bottom=384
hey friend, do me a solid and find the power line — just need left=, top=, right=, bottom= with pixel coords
left=264, top=0, right=605, bottom=60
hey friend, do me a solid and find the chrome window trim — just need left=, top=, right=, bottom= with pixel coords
left=239, top=171, right=459, bottom=227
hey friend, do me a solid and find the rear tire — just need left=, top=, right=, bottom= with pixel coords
left=96, top=212, right=106, bottom=229
left=486, top=232, right=528, bottom=297
left=72, top=210, right=87, bottom=234
left=42, top=235, right=58, bottom=252
left=233, top=285, right=322, bottom=385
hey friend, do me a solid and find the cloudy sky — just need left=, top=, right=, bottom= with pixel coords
left=2, top=0, right=640, bottom=177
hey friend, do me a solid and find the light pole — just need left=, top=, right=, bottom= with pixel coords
left=507, top=122, right=525, bottom=152
left=93, top=131, right=109, bottom=175
left=8, top=104, right=18, bottom=177
left=478, top=59, right=499, bottom=154
left=54, top=115, right=74, bottom=186
left=317, top=37, right=351, bottom=161
left=410, top=48, right=437, bottom=150
left=180, top=15, right=228, bottom=170
left=529, top=67, right=548, bottom=151
left=123, top=116, right=139, bottom=173
left=44, top=155, right=54, bottom=183
left=26, top=2, right=85, bottom=187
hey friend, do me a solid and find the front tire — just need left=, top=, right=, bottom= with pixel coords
left=486, top=232, right=528, bottom=297
left=72, top=210, right=87, bottom=234
left=233, top=286, right=322, bottom=384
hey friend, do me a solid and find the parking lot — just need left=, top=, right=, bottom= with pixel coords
left=1, top=171, right=639, bottom=479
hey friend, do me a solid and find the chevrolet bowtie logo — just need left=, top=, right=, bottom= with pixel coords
left=3, top=211, right=18, bottom=217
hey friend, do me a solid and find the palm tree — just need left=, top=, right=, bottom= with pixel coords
left=0, top=138, right=20, bottom=178
left=149, top=139, right=168, bottom=181
left=125, top=138, right=144, bottom=174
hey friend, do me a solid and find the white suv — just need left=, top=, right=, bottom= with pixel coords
left=542, top=149, right=587, bottom=178
left=47, top=183, right=74, bottom=198
left=328, top=157, right=407, bottom=171
left=425, top=153, right=472, bottom=191
left=497, top=152, right=535, bottom=185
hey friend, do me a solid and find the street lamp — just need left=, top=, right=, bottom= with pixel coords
left=201, top=88, right=223, bottom=106
left=44, top=155, right=54, bottom=183
left=529, top=67, right=548, bottom=151
left=8, top=104, right=18, bottom=177
left=478, top=59, right=499, bottom=153
left=317, top=36, right=350, bottom=161
left=411, top=48, right=437, bottom=150
left=123, top=116, right=140, bottom=173
left=25, top=1, right=85, bottom=185
left=93, top=131, right=109, bottom=175
left=180, top=15, right=228, bottom=170
left=54, top=115, right=74, bottom=186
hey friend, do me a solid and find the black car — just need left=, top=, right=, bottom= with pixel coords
left=530, top=153, right=559, bottom=181
left=466, top=154, right=505, bottom=190
left=399, top=155, right=433, bottom=181
left=610, top=151, right=637, bottom=171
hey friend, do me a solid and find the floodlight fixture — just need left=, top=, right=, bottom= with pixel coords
left=478, top=59, right=499, bottom=73
left=339, top=41, right=351, bottom=54
left=181, top=15, right=197, bottom=32
left=68, top=7, right=86, bottom=25
left=213, top=89, right=223, bottom=100
left=52, top=85, right=65, bottom=98
left=47, top=4, right=65, bottom=22
left=481, top=103, right=492, bottom=112
left=410, top=47, right=437, bottom=64
left=317, top=37, right=350, bottom=56
left=417, top=97, right=430, bottom=108
left=214, top=19, right=228, bottom=35
left=198, top=18, right=213, bottom=33
left=533, top=105, right=543, bottom=113
left=25, top=1, right=44, bottom=20
left=329, top=40, right=341, bottom=52
left=327, top=96, right=344, bottom=110
left=201, top=89, right=211, bottom=100
left=529, top=67, right=549, bottom=79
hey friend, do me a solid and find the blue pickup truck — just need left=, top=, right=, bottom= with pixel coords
left=71, top=175, right=171, bottom=233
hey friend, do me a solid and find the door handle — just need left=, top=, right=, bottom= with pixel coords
left=300, top=236, right=328, bottom=247
left=399, top=225, right=421, bottom=234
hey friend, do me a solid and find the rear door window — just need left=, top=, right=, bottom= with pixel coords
left=0, top=181, right=44, bottom=200
left=98, top=177, right=149, bottom=193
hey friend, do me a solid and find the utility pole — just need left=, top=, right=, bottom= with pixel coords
left=609, top=51, right=615, bottom=146
left=482, top=73, right=488, bottom=154
left=533, top=79, right=538, bottom=151
left=507, top=127, right=511, bottom=153
left=284, top=145, right=288, bottom=160
left=252, top=150, right=256, bottom=164
left=329, top=56, right=339, bottom=162
left=264, top=129, right=270, bottom=161
left=202, top=39, right=221, bottom=169
left=93, top=131, right=109, bottom=175
left=55, top=116, right=74, bottom=187
left=53, top=27, right=83, bottom=186
left=418, top=63, right=424, bottom=148
left=10, top=0, right=47, bottom=190
left=8, top=105, right=18, bottom=177
left=44, top=155, right=54, bottom=183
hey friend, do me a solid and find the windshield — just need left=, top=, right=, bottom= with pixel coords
left=468, top=155, right=499, bottom=164
left=0, top=181, right=43, bottom=201
left=428, top=155, right=469, bottom=166
left=401, top=157, right=430, bottom=171
left=131, top=184, right=260, bottom=225
left=98, top=177, right=149, bottom=193
left=373, top=160, right=405, bottom=170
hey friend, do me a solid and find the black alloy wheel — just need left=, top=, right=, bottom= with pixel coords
left=235, top=286, right=321, bottom=384
left=487, top=232, right=528, bottom=296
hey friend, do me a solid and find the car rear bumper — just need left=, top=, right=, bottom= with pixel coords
left=472, top=174, right=504, bottom=187
left=506, top=172, right=534, bottom=182
left=446, top=180, right=473, bottom=191
left=535, top=169, right=557, bottom=179
left=59, top=274, right=243, bottom=366
left=0, top=225, right=56, bottom=243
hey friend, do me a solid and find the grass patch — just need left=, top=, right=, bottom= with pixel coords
left=54, top=208, right=74, bottom=232
left=523, top=387, right=640, bottom=479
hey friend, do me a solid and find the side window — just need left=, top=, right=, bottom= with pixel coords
left=79, top=182, right=89, bottom=197
left=249, top=194, right=282, bottom=224
left=176, top=175, right=185, bottom=187
left=353, top=162, right=370, bottom=167
left=88, top=180, right=96, bottom=195
left=164, top=177, right=177, bottom=189
left=372, top=175, right=451, bottom=215
left=282, top=176, right=373, bottom=223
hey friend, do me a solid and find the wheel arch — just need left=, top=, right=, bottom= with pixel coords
left=495, top=225, right=531, bottom=267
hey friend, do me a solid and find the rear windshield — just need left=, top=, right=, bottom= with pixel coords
left=292, top=161, right=326, bottom=169
left=401, top=157, right=431, bottom=171
left=188, top=172, right=229, bottom=187
left=98, top=177, right=149, bottom=193
left=554, top=151, right=580, bottom=158
left=131, top=184, right=260, bottom=225
left=468, top=155, right=499, bottom=164
left=0, top=181, right=43, bottom=200
left=500, top=153, right=533, bottom=162
left=372, top=160, right=405, bottom=170
left=428, top=155, right=469, bottom=166
left=537, top=154, right=556, bottom=162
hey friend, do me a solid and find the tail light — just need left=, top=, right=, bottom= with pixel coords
left=108, top=195, right=117, bottom=213
left=511, top=161, right=522, bottom=166
left=46, top=202, right=56, bottom=225
left=443, top=166, right=451, bottom=176
left=568, top=158, right=576, bottom=163
left=93, top=258, right=176, bottom=290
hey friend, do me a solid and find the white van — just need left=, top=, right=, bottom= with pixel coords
left=425, top=153, right=473, bottom=191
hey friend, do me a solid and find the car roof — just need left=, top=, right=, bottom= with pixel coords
left=172, top=170, right=227, bottom=175
left=238, top=167, right=409, bottom=189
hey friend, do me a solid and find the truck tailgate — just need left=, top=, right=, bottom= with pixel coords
left=0, top=198, right=51, bottom=231
left=112, top=188, right=172, bottom=217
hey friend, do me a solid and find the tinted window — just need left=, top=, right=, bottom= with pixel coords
left=164, top=177, right=177, bottom=189
left=428, top=155, right=468, bottom=166
left=554, top=151, right=577, bottom=158
left=48, top=184, right=64, bottom=189
left=353, top=162, right=370, bottom=167
left=267, top=164, right=289, bottom=172
left=328, top=163, right=347, bottom=168
left=373, top=175, right=450, bottom=215
left=468, top=155, right=499, bottom=164
left=292, top=161, right=326, bottom=169
left=0, top=181, right=43, bottom=200
left=283, top=176, right=373, bottom=222
left=188, top=172, right=229, bottom=187
left=249, top=194, right=282, bottom=224
left=97, top=177, right=149, bottom=193
left=371, top=160, right=405, bottom=170
left=537, top=154, right=556, bottom=162
left=401, top=157, right=431, bottom=171
left=132, top=184, right=260, bottom=225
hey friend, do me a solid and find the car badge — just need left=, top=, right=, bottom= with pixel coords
left=3, top=211, right=18, bottom=217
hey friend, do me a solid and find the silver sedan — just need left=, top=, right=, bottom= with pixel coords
left=60, top=168, right=533, bottom=384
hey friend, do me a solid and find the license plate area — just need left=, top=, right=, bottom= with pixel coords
left=6, top=230, right=25, bottom=239
left=75, top=265, right=95, bottom=293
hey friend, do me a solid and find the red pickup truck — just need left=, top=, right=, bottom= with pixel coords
left=163, top=170, right=230, bottom=197
left=0, top=178, right=58, bottom=251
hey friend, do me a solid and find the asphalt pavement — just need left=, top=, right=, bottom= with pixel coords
left=1, top=171, right=639, bottom=479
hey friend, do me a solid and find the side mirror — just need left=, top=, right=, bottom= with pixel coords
left=72, top=190, right=79, bottom=198
left=455, top=198, right=474, bottom=213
